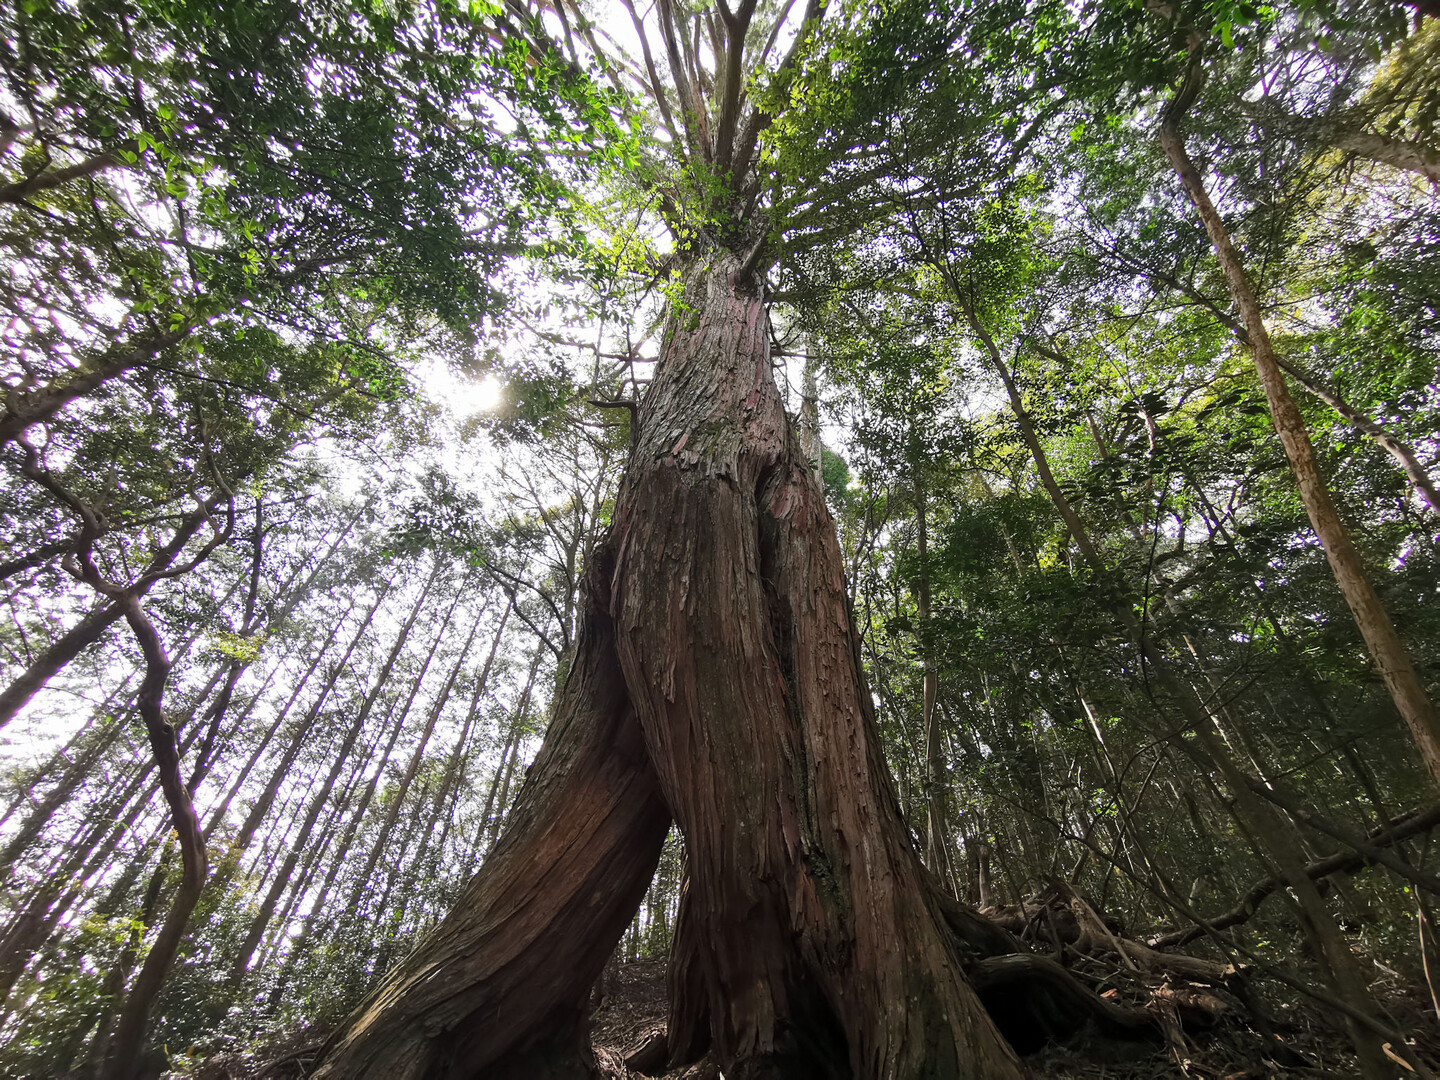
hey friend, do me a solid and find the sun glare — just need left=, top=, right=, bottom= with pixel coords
left=454, top=374, right=505, bottom=415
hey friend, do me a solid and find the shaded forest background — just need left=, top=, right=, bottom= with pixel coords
left=0, top=0, right=1438, bottom=1074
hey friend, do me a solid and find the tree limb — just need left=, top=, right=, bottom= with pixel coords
left=1150, top=803, right=1440, bottom=949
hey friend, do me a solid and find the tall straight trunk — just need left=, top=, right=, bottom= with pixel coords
left=344, top=597, right=488, bottom=914
left=0, top=697, right=134, bottom=877
left=376, top=775, right=437, bottom=921
left=251, top=808, right=351, bottom=975
left=1159, top=69, right=1440, bottom=791
left=283, top=587, right=468, bottom=967
left=476, top=648, right=544, bottom=856
left=950, top=252, right=1407, bottom=1076
left=365, top=777, right=439, bottom=976
left=228, top=563, right=440, bottom=979
left=256, top=723, right=393, bottom=997
left=199, top=490, right=373, bottom=797
left=258, top=749, right=374, bottom=969
left=254, top=714, right=388, bottom=968
left=916, top=483, right=956, bottom=893
left=0, top=680, right=135, bottom=835
left=314, top=252, right=1022, bottom=1080
left=1272, top=355, right=1440, bottom=516
left=185, top=657, right=281, bottom=802
left=204, top=590, right=380, bottom=847
left=429, top=596, right=514, bottom=865
left=182, top=499, right=271, bottom=790
left=198, top=623, right=339, bottom=843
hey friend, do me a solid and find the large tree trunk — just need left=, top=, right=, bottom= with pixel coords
left=313, top=251, right=1021, bottom=1080
left=614, top=253, right=1020, bottom=1079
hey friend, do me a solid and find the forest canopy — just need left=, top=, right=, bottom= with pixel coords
left=0, top=0, right=1438, bottom=1076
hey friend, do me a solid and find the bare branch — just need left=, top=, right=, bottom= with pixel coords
left=0, top=149, right=120, bottom=205
left=655, top=0, right=707, bottom=162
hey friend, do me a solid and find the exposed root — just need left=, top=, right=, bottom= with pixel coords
left=588, top=884, right=1294, bottom=1079
left=968, top=953, right=1157, bottom=1053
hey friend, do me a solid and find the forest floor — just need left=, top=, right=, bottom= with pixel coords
left=586, top=957, right=1440, bottom=1080
left=203, top=954, right=1440, bottom=1078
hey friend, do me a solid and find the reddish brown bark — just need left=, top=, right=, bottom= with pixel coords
left=313, top=252, right=1022, bottom=1080
left=312, top=596, right=670, bottom=1079
left=613, top=254, right=1019, bottom=1079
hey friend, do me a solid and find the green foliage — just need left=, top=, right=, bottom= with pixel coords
left=796, top=0, right=1440, bottom=980
left=2, top=0, right=1439, bottom=1070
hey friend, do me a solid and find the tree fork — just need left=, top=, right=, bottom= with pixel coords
left=312, top=251, right=1023, bottom=1080
left=612, top=256, right=1018, bottom=1078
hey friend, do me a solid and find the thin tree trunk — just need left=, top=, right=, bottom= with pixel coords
left=478, top=648, right=544, bottom=855
left=364, top=778, right=438, bottom=976
left=186, top=656, right=282, bottom=798
left=207, top=586, right=387, bottom=853
left=227, top=564, right=439, bottom=979
left=916, top=483, right=957, bottom=893
left=0, top=698, right=134, bottom=877
left=1160, top=70, right=1440, bottom=790
left=0, top=499, right=217, bottom=730
left=429, top=595, right=514, bottom=865
left=99, top=598, right=206, bottom=1080
left=258, top=758, right=369, bottom=969
left=256, top=721, right=395, bottom=998
left=272, top=710, right=390, bottom=938
left=0, top=680, right=136, bottom=835
left=946, top=240, right=1409, bottom=1075
left=1266, top=355, right=1435, bottom=516
left=281, top=584, right=468, bottom=969
left=345, top=595, right=488, bottom=913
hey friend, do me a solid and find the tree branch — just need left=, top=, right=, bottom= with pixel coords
left=1151, top=803, right=1440, bottom=949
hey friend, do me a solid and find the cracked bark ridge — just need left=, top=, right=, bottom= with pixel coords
left=612, top=253, right=1021, bottom=1079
